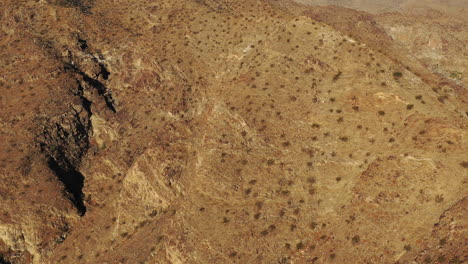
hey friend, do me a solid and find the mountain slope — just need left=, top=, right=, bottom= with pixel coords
left=0, top=0, right=466, bottom=263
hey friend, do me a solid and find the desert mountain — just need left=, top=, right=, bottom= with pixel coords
left=0, top=0, right=466, bottom=263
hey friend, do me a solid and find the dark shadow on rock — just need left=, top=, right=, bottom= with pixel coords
left=47, top=157, right=86, bottom=216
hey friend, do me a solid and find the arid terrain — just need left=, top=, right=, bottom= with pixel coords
left=0, top=0, right=466, bottom=264
left=292, top=0, right=468, bottom=88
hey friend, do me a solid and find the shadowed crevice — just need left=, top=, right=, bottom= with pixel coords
left=0, top=255, right=11, bottom=264
left=37, top=81, right=92, bottom=217
left=47, top=157, right=86, bottom=216
left=64, top=63, right=116, bottom=112
left=80, top=73, right=116, bottom=112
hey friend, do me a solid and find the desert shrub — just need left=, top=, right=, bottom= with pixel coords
left=393, top=72, right=403, bottom=79
left=351, top=235, right=360, bottom=245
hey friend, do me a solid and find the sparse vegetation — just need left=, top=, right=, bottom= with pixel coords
left=1, top=1, right=465, bottom=263
left=393, top=71, right=403, bottom=79
left=351, top=235, right=360, bottom=245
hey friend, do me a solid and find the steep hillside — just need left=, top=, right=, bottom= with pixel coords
left=0, top=0, right=466, bottom=264
left=287, top=0, right=467, bottom=97
left=376, top=7, right=467, bottom=88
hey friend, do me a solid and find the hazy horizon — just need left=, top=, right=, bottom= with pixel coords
left=292, top=0, right=468, bottom=14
